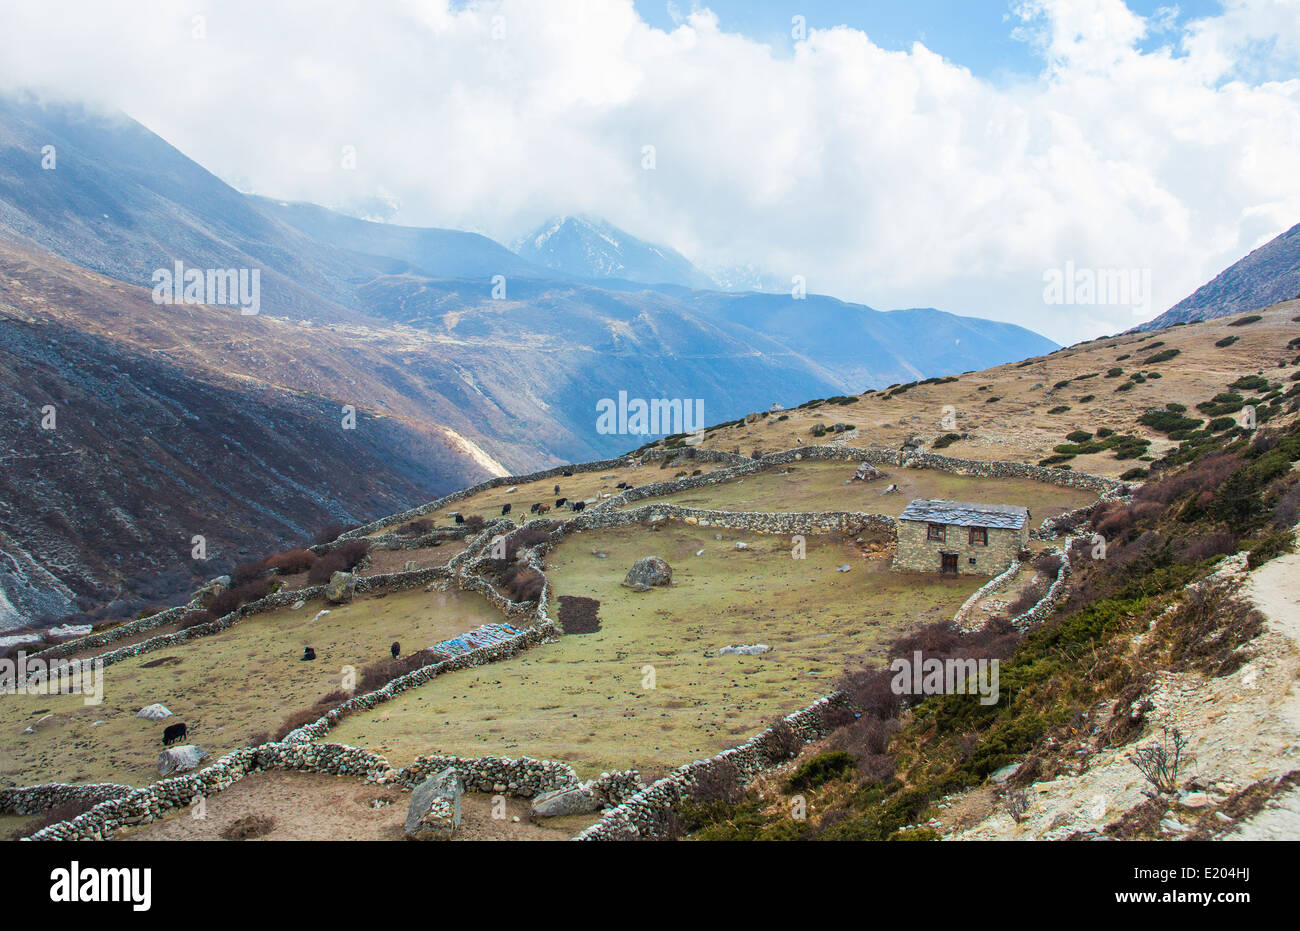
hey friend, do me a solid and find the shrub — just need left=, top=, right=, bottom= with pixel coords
left=1131, top=727, right=1191, bottom=795
left=1048, top=405, right=1070, bottom=414
left=1105, top=367, right=1123, bottom=378
left=180, top=609, right=216, bottom=630
left=264, top=548, right=316, bottom=575
left=502, top=565, right=545, bottom=602
left=786, top=751, right=855, bottom=792
left=230, top=559, right=268, bottom=586
left=690, top=757, right=747, bottom=805
left=932, top=433, right=962, bottom=449
left=1229, top=374, right=1270, bottom=392
left=1215, top=335, right=1239, bottom=347
left=1119, top=467, right=1149, bottom=481
left=1065, top=430, right=1093, bottom=443
left=307, top=540, right=372, bottom=583
left=1144, top=348, right=1180, bottom=364
left=313, top=524, right=350, bottom=545
left=462, top=514, right=486, bottom=532
left=1227, top=314, right=1262, bottom=326
left=766, top=720, right=804, bottom=760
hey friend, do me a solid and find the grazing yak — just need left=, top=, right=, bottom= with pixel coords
left=454, top=513, right=464, bottom=524
left=501, top=503, right=512, bottom=515
left=391, top=641, right=401, bottom=659
left=301, top=647, right=316, bottom=661
left=162, top=722, right=188, bottom=746
left=570, top=500, right=586, bottom=512
left=529, top=503, right=541, bottom=513
left=537, top=504, right=551, bottom=514
left=555, top=497, right=567, bottom=508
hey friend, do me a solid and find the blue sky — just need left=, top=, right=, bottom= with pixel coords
left=634, top=0, right=1228, bottom=79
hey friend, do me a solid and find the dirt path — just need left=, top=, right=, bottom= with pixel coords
left=939, top=548, right=1300, bottom=840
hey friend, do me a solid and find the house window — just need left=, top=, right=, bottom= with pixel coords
left=969, top=526, right=988, bottom=546
left=927, top=523, right=945, bottom=542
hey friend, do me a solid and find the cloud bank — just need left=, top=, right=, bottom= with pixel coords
left=0, top=0, right=1297, bottom=342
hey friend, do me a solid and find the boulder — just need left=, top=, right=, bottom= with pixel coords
left=158, top=745, right=209, bottom=776
left=405, top=767, right=462, bottom=841
left=853, top=461, right=883, bottom=482
left=197, top=575, right=231, bottom=603
left=718, top=643, right=771, bottom=655
left=325, top=571, right=356, bottom=605
left=530, top=784, right=602, bottom=819
left=136, top=703, right=173, bottom=721
left=622, top=556, right=673, bottom=592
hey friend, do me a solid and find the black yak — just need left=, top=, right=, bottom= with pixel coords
left=571, top=500, right=586, bottom=512
left=391, top=641, right=401, bottom=659
left=530, top=503, right=541, bottom=513
left=562, top=470, right=574, bottom=477
left=301, top=647, right=316, bottom=661
left=501, top=503, right=512, bottom=515
left=162, top=722, right=188, bottom=746
left=454, top=513, right=464, bottom=524
left=555, top=497, right=567, bottom=508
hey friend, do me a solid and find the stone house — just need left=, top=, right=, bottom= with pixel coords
left=893, top=499, right=1029, bottom=576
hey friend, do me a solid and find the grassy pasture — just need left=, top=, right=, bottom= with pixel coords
left=0, top=587, right=506, bottom=788
left=328, top=521, right=980, bottom=779
left=375, top=461, right=731, bottom=534
left=622, top=461, right=1096, bottom=529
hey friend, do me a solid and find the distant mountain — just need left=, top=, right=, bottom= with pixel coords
left=1139, top=221, right=1300, bottom=330
left=0, top=96, right=1059, bottom=623
left=250, top=196, right=553, bottom=281
left=701, top=262, right=788, bottom=294
left=680, top=293, right=1058, bottom=391
left=514, top=215, right=716, bottom=289
left=0, top=95, right=362, bottom=321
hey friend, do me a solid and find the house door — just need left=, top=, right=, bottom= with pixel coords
left=941, top=553, right=958, bottom=574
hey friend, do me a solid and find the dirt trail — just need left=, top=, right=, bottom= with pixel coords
left=939, top=547, right=1300, bottom=840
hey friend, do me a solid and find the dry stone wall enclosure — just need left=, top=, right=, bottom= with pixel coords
left=7, top=443, right=1094, bottom=839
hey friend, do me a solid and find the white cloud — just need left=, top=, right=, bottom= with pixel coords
left=0, top=0, right=1297, bottom=344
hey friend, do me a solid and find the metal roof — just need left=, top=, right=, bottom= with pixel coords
left=898, top=498, right=1028, bottom=530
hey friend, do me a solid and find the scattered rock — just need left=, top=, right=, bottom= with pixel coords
left=325, top=571, right=356, bottom=604
left=718, top=644, right=771, bottom=655
left=158, top=745, right=209, bottom=776
left=405, top=766, right=463, bottom=840
left=136, top=704, right=173, bottom=721
left=531, top=784, right=602, bottom=818
left=622, top=557, right=673, bottom=592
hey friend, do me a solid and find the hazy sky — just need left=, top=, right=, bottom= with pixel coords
left=1, top=0, right=1298, bottom=344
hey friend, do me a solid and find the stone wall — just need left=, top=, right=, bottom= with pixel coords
left=16, top=741, right=637, bottom=840
left=952, top=559, right=1023, bottom=631
left=573, top=692, right=852, bottom=841
left=10, top=441, right=1094, bottom=838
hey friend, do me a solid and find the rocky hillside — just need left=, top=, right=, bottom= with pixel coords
left=1139, top=221, right=1300, bottom=331
left=688, top=300, right=1300, bottom=479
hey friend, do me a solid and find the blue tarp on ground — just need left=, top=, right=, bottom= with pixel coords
left=432, top=622, right=522, bottom=656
